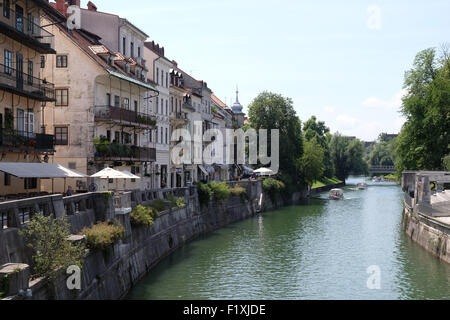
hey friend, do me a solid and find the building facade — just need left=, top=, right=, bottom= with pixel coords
left=41, top=4, right=157, bottom=193
left=144, top=41, right=172, bottom=189
left=0, top=0, right=63, bottom=195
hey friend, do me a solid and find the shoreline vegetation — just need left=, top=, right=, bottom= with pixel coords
left=311, top=177, right=343, bottom=189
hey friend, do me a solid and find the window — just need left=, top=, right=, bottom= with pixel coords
left=165, top=128, right=168, bottom=144
left=122, top=37, right=126, bottom=55
left=161, top=71, right=163, bottom=86
left=166, top=72, right=168, bottom=88
left=156, top=97, right=159, bottom=114
left=156, top=68, right=159, bottom=84
left=134, top=100, right=138, bottom=112
left=55, top=127, right=68, bottom=145
left=4, top=50, right=12, bottom=75
left=16, top=109, right=24, bottom=132
left=161, top=127, right=163, bottom=144
left=40, top=56, right=45, bottom=68
left=106, top=93, right=111, bottom=106
left=114, top=131, right=120, bottom=143
left=171, top=97, right=174, bottom=113
left=27, top=60, right=33, bottom=85
left=156, top=127, right=159, bottom=143
left=165, top=100, right=168, bottom=115
left=4, top=173, right=11, bottom=186
left=122, top=98, right=129, bottom=110
left=137, top=47, right=141, bottom=57
left=68, top=162, right=76, bottom=170
left=55, top=89, right=68, bottom=106
left=3, top=0, right=10, bottom=18
left=114, top=95, right=120, bottom=107
left=130, top=42, right=134, bottom=58
left=106, top=130, right=111, bottom=142
left=24, top=178, right=37, bottom=190
left=56, top=55, right=67, bottom=68
left=27, top=13, right=34, bottom=34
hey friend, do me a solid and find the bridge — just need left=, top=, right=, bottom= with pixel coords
left=369, top=165, right=396, bottom=174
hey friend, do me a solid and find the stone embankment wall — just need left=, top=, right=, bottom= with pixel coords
left=403, top=202, right=450, bottom=265
left=1, top=180, right=263, bottom=300
left=309, top=182, right=345, bottom=196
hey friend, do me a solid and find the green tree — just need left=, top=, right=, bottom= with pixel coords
left=19, top=215, right=86, bottom=282
left=247, top=91, right=304, bottom=185
left=396, top=47, right=450, bottom=174
left=329, top=133, right=368, bottom=181
left=368, top=135, right=397, bottom=166
left=297, top=138, right=325, bottom=189
left=303, top=116, right=334, bottom=177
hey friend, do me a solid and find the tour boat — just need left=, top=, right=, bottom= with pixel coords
left=329, top=188, right=344, bottom=200
left=356, top=183, right=368, bottom=190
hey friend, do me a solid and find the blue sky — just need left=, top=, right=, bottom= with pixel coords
left=81, top=0, right=450, bottom=141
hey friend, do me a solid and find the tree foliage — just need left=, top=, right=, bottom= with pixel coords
left=329, top=133, right=368, bottom=181
left=303, top=116, right=334, bottom=177
left=19, top=215, right=86, bottom=280
left=396, top=47, right=450, bottom=173
left=297, top=138, right=325, bottom=188
left=247, top=91, right=304, bottom=181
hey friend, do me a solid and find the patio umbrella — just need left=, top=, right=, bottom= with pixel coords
left=253, top=168, right=275, bottom=176
left=120, top=170, right=141, bottom=190
left=91, top=167, right=134, bottom=190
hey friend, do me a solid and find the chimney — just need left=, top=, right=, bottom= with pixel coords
left=161, top=47, right=164, bottom=57
left=56, top=0, right=65, bottom=14
left=172, top=60, right=178, bottom=67
left=87, top=1, right=97, bottom=11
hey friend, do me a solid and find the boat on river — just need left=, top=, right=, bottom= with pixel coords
left=329, top=188, right=344, bottom=200
left=356, top=183, right=368, bottom=190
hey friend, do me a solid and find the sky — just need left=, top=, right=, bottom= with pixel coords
left=80, top=0, right=450, bottom=141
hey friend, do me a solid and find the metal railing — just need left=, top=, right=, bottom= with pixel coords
left=0, top=128, right=55, bottom=152
left=94, top=105, right=156, bottom=127
left=0, top=6, right=54, bottom=49
left=0, top=63, right=55, bottom=100
left=95, top=143, right=156, bottom=161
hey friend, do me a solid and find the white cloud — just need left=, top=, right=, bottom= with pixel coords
left=367, top=5, right=381, bottom=30
left=362, top=89, right=407, bottom=110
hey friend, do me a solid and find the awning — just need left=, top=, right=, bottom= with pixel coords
left=242, top=165, right=254, bottom=173
left=198, top=165, right=208, bottom=175
left=0, top=163, right=88, bottom=178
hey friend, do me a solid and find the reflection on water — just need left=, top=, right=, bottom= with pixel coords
left=127, top=177, right=450, bottom=300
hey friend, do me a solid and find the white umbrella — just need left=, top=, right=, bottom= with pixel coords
left=121, top=170, right=141, bottom=179
left=91, top=167, right=131, bottom=179
left=91, top=167, right=135, bottom=191
left=253, top=168, right=275, bottom=176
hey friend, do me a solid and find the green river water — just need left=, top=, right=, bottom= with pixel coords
left=127, top=177, right=450, bottom=300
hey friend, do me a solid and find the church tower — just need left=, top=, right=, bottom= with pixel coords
left=231, top=86, right=245, bottom=128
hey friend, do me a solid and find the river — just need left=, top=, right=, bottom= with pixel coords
left=127, top=177, right=450, bottom=300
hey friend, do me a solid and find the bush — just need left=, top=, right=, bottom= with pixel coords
left=150, top=199, right=167, bottom=213
left=208, top=181, right=230, bottom=202
left=263, top=178, right=286, bottom=202
left=197, top=182, right=212, bottom=207
left=82, top=221, right=124, bottom=250
left=230, top=186, right=247, bottom=200
left=130, top=205, right=155, bottom=227
left=167, top=195, right=185, bottom=208
left=19, top=215, right=86, bottom=280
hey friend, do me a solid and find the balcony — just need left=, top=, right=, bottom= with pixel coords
left=94, top=106, right=156, bottom=128
left=0, top=129, right=55, bottom=153
left=183, top=102, right=195, bottom=112
left=0, top=6, right=55, bottom=54
left=170, top=111, right=189, bottom=128
left=0, top=63, right=55, bottom=101
left=95, top=143, right=156, bottom=162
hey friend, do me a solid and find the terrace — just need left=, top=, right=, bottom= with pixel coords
left=0, top=6, right=55, bottom=54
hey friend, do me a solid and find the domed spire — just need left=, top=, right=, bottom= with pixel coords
left=232, top=85, right=244, bottom=114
